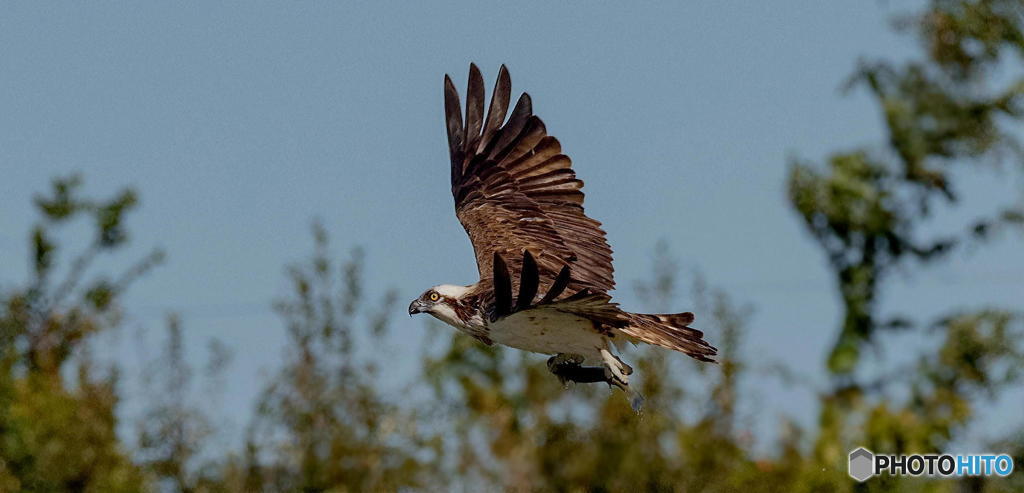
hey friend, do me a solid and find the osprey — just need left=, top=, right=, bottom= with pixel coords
left=410, top=64, right=716, bottom=408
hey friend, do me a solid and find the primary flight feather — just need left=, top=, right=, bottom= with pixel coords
left=410, top=64, right=716, bottom=407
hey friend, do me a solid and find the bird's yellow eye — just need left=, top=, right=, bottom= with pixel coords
left=429, top=292, right=440, bottom=302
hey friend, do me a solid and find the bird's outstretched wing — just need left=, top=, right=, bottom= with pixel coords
left=445, top=64, right=614, bottom=298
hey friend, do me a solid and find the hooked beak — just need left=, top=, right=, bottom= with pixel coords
left=408, top=299, right=427, bottom=316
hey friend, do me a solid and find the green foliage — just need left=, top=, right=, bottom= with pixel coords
left=789, top=0, right=1024, bottom=375
left=243, top=222, right=434, bottom=491
left=136, top=315, right=232, bottom=493
left=0, top=175, right=160, bottom=492
left=786, top=0, right=1024, bottom=490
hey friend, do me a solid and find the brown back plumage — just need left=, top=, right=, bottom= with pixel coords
left=445, top=64, right=615, bottom=298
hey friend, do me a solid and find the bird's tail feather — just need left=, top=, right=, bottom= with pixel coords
left=620, top=312, right=717, bottom=362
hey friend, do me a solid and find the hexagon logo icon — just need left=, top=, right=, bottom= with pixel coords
left=848, top=447, right=874, bottom=482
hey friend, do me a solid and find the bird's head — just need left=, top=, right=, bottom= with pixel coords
left=408, top=284, right=472, bottom=327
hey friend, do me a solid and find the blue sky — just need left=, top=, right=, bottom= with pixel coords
left=2, top=2, right=1021, bottom=451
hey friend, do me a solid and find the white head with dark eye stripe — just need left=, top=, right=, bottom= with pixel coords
left=408, top=284, right=472, bottom=325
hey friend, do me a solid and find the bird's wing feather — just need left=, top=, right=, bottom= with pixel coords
left=484, top=250, right=627, bottom=327
left=540, top=290, right=630, bottom=328
left=446, top=64, right=615, bottom=297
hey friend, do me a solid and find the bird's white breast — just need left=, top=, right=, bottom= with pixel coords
left=487, top=309, right=606, bottom=364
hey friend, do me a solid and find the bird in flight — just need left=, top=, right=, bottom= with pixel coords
left=409, top=64, right=716, bottom=409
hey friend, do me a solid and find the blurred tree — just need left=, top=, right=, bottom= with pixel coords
left=0, top=175, right=162, bottom=492
left=0, top=181, right=443, bottom=491
left=789, top=0, right=1024, bottom=375
left=788, top=0, right=1024, bottom=489
left=136, top=315, right=233, bottom=493
left=242, top=222, right=437, bottom=492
